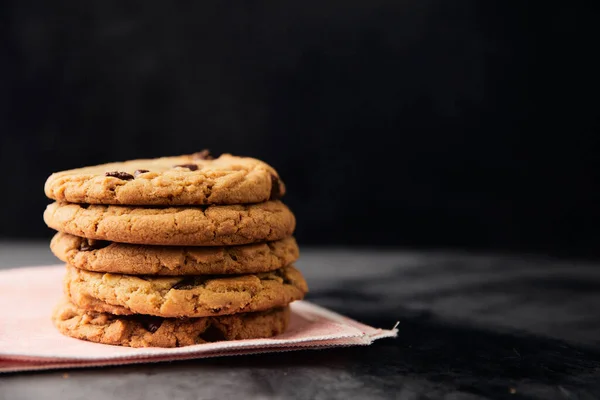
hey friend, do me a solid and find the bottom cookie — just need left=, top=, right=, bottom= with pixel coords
left=52, top=299, right=290, bottom=348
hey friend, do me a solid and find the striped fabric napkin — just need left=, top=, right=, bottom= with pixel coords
left=0, top=265, right=397, bottom=373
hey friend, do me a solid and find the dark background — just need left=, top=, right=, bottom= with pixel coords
left=1, top=1, right=598, bottom=256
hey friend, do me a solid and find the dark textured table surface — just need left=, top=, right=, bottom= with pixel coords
left=1, top=242, right=599, bottom=400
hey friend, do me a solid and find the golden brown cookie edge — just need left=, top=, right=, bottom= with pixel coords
left=52, top=298, right=290, bottom=348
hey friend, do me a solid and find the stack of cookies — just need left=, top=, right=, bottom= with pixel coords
left=43, top=151, right=308, bottom=347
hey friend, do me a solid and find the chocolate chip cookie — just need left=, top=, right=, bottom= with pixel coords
left=44, top=201, right=295, bottom=246
left=45, top=152, right=285, bottom=206
left=51, top=232, right=300, bottom=275
left=64, top=264, right=308, bottom=318
left=53, top=298, right=290, bottom=347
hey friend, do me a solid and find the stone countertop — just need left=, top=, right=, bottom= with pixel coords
left=1, top=242, right=599, bottom=399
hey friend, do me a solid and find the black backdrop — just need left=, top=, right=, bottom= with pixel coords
left=1, top=1, right=598, bottom=256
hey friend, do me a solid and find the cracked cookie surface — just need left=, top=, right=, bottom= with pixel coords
left=64, top=264, right=308, bottom=318
left=51, top=232, right=300, bottom=275
left=53, top=298, right=290, bottom=347
left=44, top=201, right=296, bottom=246
left=45, top=153, right=285, bottom=206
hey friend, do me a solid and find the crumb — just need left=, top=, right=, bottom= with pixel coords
left=509, top=387, right=516, bottom=394
left=62, top=373, right=69, bottom=379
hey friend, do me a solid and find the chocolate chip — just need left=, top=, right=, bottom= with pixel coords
left=172, top=277, right=200, bottom=290
left=134, top=169, right=149, bottom=177
left=201, top=324, right=226, bottom=342
left=192, top=149, right=213, bottom=160
left=105, top=171, right=134, bottom=180
left=269, top=174, right=283, bottom=200
left=79, top=239, right=111, bottom=251
left=137, top=316, right=163, bottom=333
left=146, top=322, right=161, bottom=333
left=173, top=163, right=199, bottom=171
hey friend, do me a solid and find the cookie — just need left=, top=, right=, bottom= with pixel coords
left=50, top=232, right=300, bottom=275
left=64, top=264, right=308, bottom=318
left=44, top=201, right=296, bottom=246
left=52, top=298, right=290, bottom=347
left=44, top=152, right=285, bottom=206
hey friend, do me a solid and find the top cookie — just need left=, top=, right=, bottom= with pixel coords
left=44, top=152, right=285, bottom=206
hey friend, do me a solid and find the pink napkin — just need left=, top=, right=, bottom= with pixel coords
left=0, top=265, right=397, bottom=373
